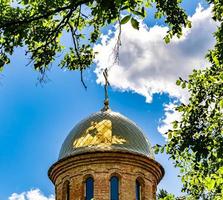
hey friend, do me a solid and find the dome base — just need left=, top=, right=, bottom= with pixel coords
left=48, top=151, right=164, bottom=200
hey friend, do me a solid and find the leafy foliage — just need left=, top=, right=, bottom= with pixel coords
left=157, top=189, right=189, bottom=200
left=155, top=0, right=223, bottom=199
left=157, top=189, right=176, bottom=200
left=0, top=0, right=189, bottom=81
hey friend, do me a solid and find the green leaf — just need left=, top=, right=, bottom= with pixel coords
left=132, top=10, right=145, bottom=18
left=164, top=36, right=170, bottom=43
left=153, top=144, right=161, bottom=154
left=172, top=121, right=178, bottom=129
left=155, top=11, right=162, bottom=19
left=120, top=15, right=131, bottom=24
left=205, top=177, right=215, bottom=191
left=176, top=79, right=181, bottom=86
left=160, top=146, right=165, bottom=153
left=22, top=0, right=29, bottom=4
left=130, top=18, right=139, bottom=30
left=218, top=167, right=223, bottom=175
left=219, top=99, right=223, bottom=108
left=182, top=82, right=186, bottom=89
left=168, top=132, right=172, bottom=139
left=187, top=21, right=192, bottom=28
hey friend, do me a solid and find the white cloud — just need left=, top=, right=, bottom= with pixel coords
left=8, top=189, right=54, bottom=200
left=157, top=102, right=182, bottom=137
left=94, top=5, right=217, bottom=135
left=94, top=5, right=216, bottom=103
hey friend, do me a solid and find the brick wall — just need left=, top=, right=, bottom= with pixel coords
left=48, top=151, right=164, bottom=200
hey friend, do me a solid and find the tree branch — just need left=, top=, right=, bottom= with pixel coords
left=68, top=6, right=87, bottom=90
left=0, top=0, right=90, bottom=29
left=28, top=7, right=75, bottom=59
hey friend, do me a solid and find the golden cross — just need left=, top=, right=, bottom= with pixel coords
left=102, top=68, right=110, bottom=111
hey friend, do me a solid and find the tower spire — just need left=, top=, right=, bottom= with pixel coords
left=102, top=68, right=110, bottom=111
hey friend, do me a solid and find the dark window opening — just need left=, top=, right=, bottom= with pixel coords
left=136, top=179, right=141, bottom=200
left=85, top=177, right=94, bottom=200
left=63, top=181, right=70, bottom=200
left=110, top=176, right=119, bottom=200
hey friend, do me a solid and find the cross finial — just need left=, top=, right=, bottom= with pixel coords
left=102, top=68, right=110, bottom=111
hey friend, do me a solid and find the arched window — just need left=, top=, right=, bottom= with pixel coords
left=136, top=179, right=141, bottom=200
left=62, top=180, right=70, bottom=200
left=110, top=176, right=119, bottom=200
left=85, top=177, right=94, bottom=200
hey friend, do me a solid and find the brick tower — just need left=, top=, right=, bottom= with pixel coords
left=48, top=108, right=164, bottom=200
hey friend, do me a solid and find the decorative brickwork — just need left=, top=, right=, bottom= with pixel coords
left=48, top=151, right=164, bottom=200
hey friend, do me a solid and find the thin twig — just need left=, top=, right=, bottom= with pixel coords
left=80, top=69, right=87, bottom=90
left=108, top=8, right=122, bottom=71
left=113, top=10, right=122, bottom=66
left=68, top=5, right=87, bottom=90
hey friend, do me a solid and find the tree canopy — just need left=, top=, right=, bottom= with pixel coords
left=1, top=0, right=223, bottom=199
left=0, top=0, right=189, bottom=82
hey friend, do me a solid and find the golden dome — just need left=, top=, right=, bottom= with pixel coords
left=59, top=109, right=154, bottom=160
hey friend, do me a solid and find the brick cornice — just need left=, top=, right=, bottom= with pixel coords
left=48, top=151, right=164, bottom=185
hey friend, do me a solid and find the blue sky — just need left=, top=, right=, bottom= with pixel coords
left=0, top=1, right=216, bottom=199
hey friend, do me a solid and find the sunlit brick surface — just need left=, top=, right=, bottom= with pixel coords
left=49, top=152, right=164, bottom=200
